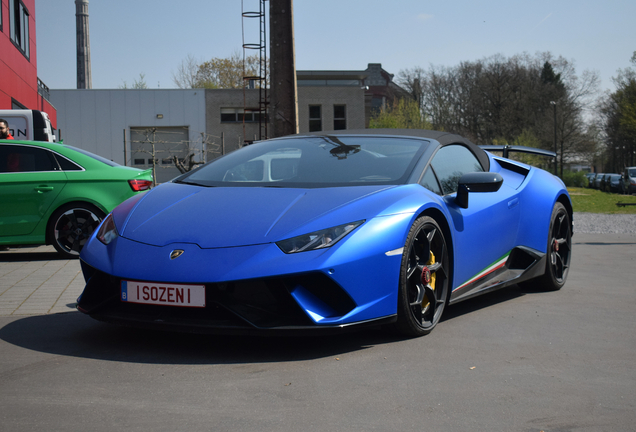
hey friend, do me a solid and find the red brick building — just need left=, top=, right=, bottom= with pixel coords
left=1, top=0, right=56, bottom=127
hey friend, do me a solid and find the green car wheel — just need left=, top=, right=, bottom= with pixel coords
left=49, top=203, right=105, bottom=258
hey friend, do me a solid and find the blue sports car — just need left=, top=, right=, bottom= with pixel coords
left=77, top=130, right=572, bottom=336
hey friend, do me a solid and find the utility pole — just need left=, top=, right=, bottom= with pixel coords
left=551, top=101, right=557, bottom=176
left=269, top=0, right=298, bottom=137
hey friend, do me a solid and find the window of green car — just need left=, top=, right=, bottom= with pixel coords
left=65, top=145, right=120, bottom=167
left=53, top=153, right=83, bottom=171
left=0, top=145, right=57, bottom=173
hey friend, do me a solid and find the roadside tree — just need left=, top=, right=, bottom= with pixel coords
left=172, top=52, right=268, bottom=89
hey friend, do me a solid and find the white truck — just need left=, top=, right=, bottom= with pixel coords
left=0, top=109, right=56, bottom=142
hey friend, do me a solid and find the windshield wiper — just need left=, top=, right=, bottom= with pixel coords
left=173, top=179, right=213, bottom=187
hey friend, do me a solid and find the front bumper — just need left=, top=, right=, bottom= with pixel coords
left=77, top=263, right=398, bottom=334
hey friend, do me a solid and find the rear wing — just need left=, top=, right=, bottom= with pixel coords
left=479, top=145, right=556, bottom=159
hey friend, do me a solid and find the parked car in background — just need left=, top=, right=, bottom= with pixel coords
left=1, top=140, right=153, bottom=257
left=624, top=167, right=636, bottom=195
left=602, top=174, right=613, bottom=192
left=593, top=173, right=604, bottom=189
left=0, top=109, right=56, bottom=142
left=585, top=172, right=597, bottom=188
left=607, top=174, right=623, bottom=193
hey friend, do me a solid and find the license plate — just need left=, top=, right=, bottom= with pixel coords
left=121, top=280, right=206, bottom=308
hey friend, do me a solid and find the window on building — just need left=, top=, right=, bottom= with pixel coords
left=297, top=79, right=362, bottom=87
left=11, top=98, right=26, bottom=110
left=333, top=105, right=346, bottom=130
left=9, top=0, right=30, bottom=59
left=309, top=105, right=322, bottom=132
left=371, top=96, right=385, bottom=114
left=220, top=108, right=264, bottom=123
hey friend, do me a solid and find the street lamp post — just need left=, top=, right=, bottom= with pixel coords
left=550, top=101, right=557, bottom=176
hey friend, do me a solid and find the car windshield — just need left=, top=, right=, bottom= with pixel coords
left=180, top=135, right=428, bottom=188
left=65, top=145, right=121, bottom=167
left=629, top=168, right=636, bottom=177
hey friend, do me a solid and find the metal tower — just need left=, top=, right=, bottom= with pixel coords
left=242, top=0, right=269, bottom=142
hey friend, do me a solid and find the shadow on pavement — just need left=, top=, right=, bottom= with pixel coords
left=0, top=250, right=71, bottom=262
left=442, top=285, right=526, bottom=323
left=0, top=285, right=529, bottom=365
left=0, top=312, right=401, bottom=365
left=574, top=240, right=636, bottom=246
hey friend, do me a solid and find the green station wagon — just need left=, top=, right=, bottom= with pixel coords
left=0, top=140, right=152, bottom=257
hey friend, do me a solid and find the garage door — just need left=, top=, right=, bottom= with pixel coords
left=130, top=127, right=189, bottom=184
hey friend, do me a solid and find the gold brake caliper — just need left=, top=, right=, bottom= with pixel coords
left=422, top=251, right=437, bottom=308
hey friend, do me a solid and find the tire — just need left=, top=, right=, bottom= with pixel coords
left=48, top=203, right=106, bottom=258
left=395, top=216, right=450, bottom=337
left=534, top=202, right=572, bottom=291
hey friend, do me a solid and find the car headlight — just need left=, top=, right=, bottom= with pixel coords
left=276, top=221, right=364, bottom=254
left=96, top=213, right=119, bottom=245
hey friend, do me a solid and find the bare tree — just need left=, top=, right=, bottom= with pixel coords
left=120, top=73, right=149, bottom=89
left=173, top=132, right=223, bottom=174
left=171, top=54, right=201, bottom=89
left=131, top=129, right=222, bottom=183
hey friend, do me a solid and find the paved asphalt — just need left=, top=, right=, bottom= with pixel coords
left=1, top=232, right=635, bottom=431
left=0, top=245, right=84, bottom=316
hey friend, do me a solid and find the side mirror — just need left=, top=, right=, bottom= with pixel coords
left=455, top=172, right=504, bottom=209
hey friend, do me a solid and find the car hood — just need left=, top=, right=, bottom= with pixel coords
left=118, top=183, right=406, bottom=248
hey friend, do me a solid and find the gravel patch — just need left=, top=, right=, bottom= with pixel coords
left=573, top=212, right=636, bottom=235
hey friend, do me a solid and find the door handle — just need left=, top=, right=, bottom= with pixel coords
left=35, top=186, right=54, bottom=193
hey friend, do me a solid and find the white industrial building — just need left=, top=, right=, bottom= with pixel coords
left=50, top=64, right=409, bottom=183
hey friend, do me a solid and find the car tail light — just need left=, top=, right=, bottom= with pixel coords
left=128, top=179, right=152, bottom=191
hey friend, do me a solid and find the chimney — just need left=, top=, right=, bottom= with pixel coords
left=269, top=0, right=298, bottom=137
left=76, top=0, right=92, bottom=89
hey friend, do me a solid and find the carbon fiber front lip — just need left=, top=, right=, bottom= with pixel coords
left=84, top=310, right=397, bottom=336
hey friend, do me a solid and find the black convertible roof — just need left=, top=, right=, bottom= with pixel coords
left=296, top=128, right=490, bottom=172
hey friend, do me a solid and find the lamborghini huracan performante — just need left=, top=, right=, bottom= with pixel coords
left=77, top=130, right=572, bottom=336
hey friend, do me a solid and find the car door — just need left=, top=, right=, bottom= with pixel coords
left=422, top=144, right=520, bottom=295
left=0, top=144, right=67, bottom=237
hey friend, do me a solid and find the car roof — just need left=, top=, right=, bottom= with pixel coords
left=1, top=139, right=66, bottom=151
left=0, top=139, right=120, bottom=169
left=290, top=128, right=490, bottom=171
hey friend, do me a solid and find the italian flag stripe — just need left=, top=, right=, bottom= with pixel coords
left=454, top=252, right=511, bottom=292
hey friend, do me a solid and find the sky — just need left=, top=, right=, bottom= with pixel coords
left=34, top=0, right=635, bottom=94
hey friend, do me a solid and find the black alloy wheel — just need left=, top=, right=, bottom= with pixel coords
left=49, top=204, right=105, bottom=258
left=396, top=216, right=450, bottom=337
left=541, top=202, right=572, bottom=291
